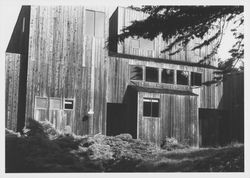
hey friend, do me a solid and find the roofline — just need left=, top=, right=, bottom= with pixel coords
left=128, top=85, right=198, bottom=96
left=109, top=52, right=220, bottom=70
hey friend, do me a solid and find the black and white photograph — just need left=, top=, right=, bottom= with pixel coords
left=0, top=0, right=248, bottom=176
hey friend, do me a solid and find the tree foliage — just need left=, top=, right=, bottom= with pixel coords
left=110, top=6, right=244, bottom=74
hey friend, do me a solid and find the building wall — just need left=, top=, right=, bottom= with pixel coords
left=5, top=53, right=21, bottom=131
left=109, top=7, right=219, bottom=66
left=107, top=55, right=223, bottom=110
left=25, top=6, right=109, bottom=135
left=5, top=6, right=31, bottom=132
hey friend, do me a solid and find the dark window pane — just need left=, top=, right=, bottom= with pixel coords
left=143, top=100, right=151, bottom=117
left=146, top=67, right=158, bottom=83
left=130, top=65, right=143, bottom=80
left=64, top=99, right=74, bottom=110
left=95, top=11, right=105, bottom=37
left=139, top=38, right=154, bottom=50
left=177, top=70, right=189, bottom=85
left=162, top=69, right=174, bottom=84
left=85, top=10, right=94, bottom=36
left=151, top=99, right=159, bottom=117
left=191, top=72, right=202, bottom=86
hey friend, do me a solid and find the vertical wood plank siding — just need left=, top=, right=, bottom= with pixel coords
left=107, top=56, right=222, bottom=146
left=110, top=7, right=218, bottom=66
left=223, top=73, right=244, bottom=142
left=26, top=6, right=108, bottom=135
left=5, top=53, right=21, bottom=131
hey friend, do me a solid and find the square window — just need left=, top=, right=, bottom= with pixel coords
left=191, top=72, right=202, bottom=86
left=162, top=69, right=174, bottom=84
left=35, top=97, right=48, bottom=109
left=130, top=65, right=143, bottom=81
left=50, top=98, right=62, bottom=110
left=64, top=99, right=74, bottom=110
left=146, top=67, right=158, bottom=83
left=177, top=70, right=189, bottom=85
left=143, top=98, right=159, bottom=117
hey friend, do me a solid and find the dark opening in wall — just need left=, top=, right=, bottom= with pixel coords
left=146, top=67, right=158, bottom=83
left=191, top=72, right=202, bottom=86
left=162, top=69, right=174, bottom=84
left=177, top=70, right=189, bottom=85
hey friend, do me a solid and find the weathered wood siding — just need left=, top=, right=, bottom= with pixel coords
left=5, top=53, right=21, bottom=131
left=137, top=92, right=198, bottom=146
left=107, top=56, right=222, bottom=145
left=107, top=56, right=223, bottom=109
left=109, top=7, right=218, bottom=66
left=223, top=72, right=244, bottom=142
left=25, top=6, right=108, bottom=135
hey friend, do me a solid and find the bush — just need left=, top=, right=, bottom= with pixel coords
left=161, top=137, right=189, bottom=151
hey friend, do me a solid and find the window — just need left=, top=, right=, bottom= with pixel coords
left=85, top=10, right=105, bottom=37
left=143, top=98, right=159, bottom=117
left=22, top=17, right=25, bottom=32
left=130, top=65, right=143, bottom=80
left=49, top=98, right=62, bottom=110
left=191, top=72, right=202, bottom=86
left=64, top=99, right=74, bottom=110
left=177, top=70, right=189, bottom=85
left=146, top=67, right=158, bottom=83
left=162, top=69, right=174, bottom=84
left=35, top=97, right=48, bottom=109
left=139, top=38, right=154, bottom=50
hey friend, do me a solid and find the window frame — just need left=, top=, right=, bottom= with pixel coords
left=177, top=70, right=189, bottom=86
left=64, top=98, right=75, bottom=110
left=35, top=96, right=48, bottom=110
left=130, top=65, right=143, bottom=81
left=143, top=98, right=160, bottom=118
left=161, top=68, right=175, bottom=84
left=191, top=72, right=202, bottom=86
left=85, top=9, right=105, bottom=37
left=145, top=66, right=159, bottom=83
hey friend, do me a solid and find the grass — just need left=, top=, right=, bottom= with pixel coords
left=5, top=119, right=244, bottom=172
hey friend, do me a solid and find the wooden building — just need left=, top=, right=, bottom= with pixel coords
left=6, top=6, right=241, bottom=147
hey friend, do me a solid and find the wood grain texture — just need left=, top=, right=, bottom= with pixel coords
left=5, top=53, right=21, bottom=131
left=109, top=7, right=219, bottom=67
left=25, top=6, right=108, bottom=135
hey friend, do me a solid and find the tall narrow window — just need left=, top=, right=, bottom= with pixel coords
left=177, top=70, right=189, bottom=85
left=161, top=69, right=174, bottom=84
left=191, top=72, right=202, bottom=86
left=85, top=10, right=95, bottom=36
left=145, top=67, right=158, bottom=83
left=130, top=65, right=143, bottom=81
left=22, top=17, right=25, bottom=32
left=85, top=10, right=105, bottom=37
left=95, top=11, right=105, bottom=37
left=143, top=98, right=159, bottom=117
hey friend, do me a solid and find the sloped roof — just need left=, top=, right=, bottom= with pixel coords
left=128, top=85, right=198, bottom=96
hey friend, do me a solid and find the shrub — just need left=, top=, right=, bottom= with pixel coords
left=161, top=137, right=189, bottom=151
